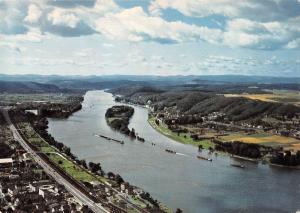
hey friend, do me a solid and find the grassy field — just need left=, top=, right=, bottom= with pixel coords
left=19, top=122, right=172, bottom=212
left=19, top=122, right=106, bottom=182
left=148, top=116, right=215, bottom=149
left=47, top=153, right=97, bottom=182
left=220, top=133, right=300, bottom=150
left=224, top=89, right=300, bottom=106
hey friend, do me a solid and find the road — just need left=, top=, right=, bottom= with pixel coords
left=1, top=109, right=109, bottom=213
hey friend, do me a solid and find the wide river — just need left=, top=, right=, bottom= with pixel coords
left=48, top=90, right=300, bottom=213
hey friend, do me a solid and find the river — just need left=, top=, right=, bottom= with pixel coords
left=48, top=90, right=300, bottom=213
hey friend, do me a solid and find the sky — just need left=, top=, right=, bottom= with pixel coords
left=0, top=0, right=299, bottom=77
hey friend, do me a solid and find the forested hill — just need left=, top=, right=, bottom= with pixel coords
left=0, top=81, right=77, bottom=93
left=110, top=86, right=300, bottom=121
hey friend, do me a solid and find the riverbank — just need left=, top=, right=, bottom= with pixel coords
left=147, top=115, right=300, bottom=169
left=269, top=163, right=300, bottom=170
left=147, top=114, right=211, bottom=150
left=8, top=104, right=172, bottom=212
left=47, top=90, right=300, bottom=213
left=148, top=115, right=215, bottom=149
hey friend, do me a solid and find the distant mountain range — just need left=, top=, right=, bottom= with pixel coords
left=0, top=81, right=63, bottom=93
left=0, top=74, right=299, bottom=94
left=1, top=74, right=299, bottom=84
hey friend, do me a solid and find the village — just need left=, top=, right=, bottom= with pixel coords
left=0, top=121, right=93, bottom=212
left=148, top=104, right=300, bottom=167
left=0, top=97, right=172, bottom=213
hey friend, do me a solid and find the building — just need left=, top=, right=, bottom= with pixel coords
left=0, top=158, right=13, bottom=168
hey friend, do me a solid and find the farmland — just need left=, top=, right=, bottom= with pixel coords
left=224, top=89, right=300, bottom=106
left=220, top=132, right=300, bottom=150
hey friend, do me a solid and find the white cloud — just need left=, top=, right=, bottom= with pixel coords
left=0, top=42, right=23, bottom=53
left=7, top=56, right=97, bottom=67
left=1, top=0, right=299, bottom=50
left=149, top=0, right=300, bottom=22
left=24, top=4, right=42, bottom=23
left=47, top=8, right=80, bottom=28
left=286, top=38, right=300, bottom=49
left=102, top=43, right=115, bottom=48
left=92, top=0, right=119, bottom=14
left=223, top=18, right=300, bottom=49
left=2, top=28, right=43, bottom=42
left=95, top=7, right=222, bottom=43
left=149, top=0, right=244, bottom=17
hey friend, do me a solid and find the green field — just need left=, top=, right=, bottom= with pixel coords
left=19, top=122, right=106, bottom=182
left=47, top=153, right=96, bottom=182
left=148, top=116, right=214, bottom=149
left=18, top=122, right=171, bottom=212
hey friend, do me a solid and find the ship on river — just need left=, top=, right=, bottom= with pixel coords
left=94, top=134, right=124, bottom=145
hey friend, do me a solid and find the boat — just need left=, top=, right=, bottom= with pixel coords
left=94, top=134, right=124, bottom=145
left=197, top=156, right=212, bottom=161
left=230, top=154, right=259, bottom=163
left=165, top=149, right=176, bottom=154
left=137, top=136, right=145, bottom=142
left=230, top=164, right=245, bottom=169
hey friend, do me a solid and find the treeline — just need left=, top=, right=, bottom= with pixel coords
left=111, top=86, right=300, bottom=121
left=0, top=81, right=63, bottom=93
left=213, top=139, right=262, bottom=159
left=271, top=150, right=300, bottom=166
left=105, top=105, right=135, bottom=136
left=32, top=116, right=107, bottom=176
left=39, top=101, right=83, bottom=118
left=164, top=115, right=204, bottom=125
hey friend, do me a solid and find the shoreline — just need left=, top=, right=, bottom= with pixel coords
left=230, top=154, right=260, bottom=163
left=146, top=112, right=300, bottom=169
left=269, top=163, right=300, bottom=170
left=7, top=94, right=173, bottom=213
left=113, top=94, right=300, bottom=170
left=147, top=114, right=215, bottom=149
left=113, top=99, right=300, bottom=170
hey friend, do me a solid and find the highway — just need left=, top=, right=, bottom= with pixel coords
left=1, top=109, right=109, bottom=213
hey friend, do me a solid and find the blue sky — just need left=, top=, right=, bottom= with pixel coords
left=0, top=0, right=299, bottom=76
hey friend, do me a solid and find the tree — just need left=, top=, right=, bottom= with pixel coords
left=81, top=160, right=87, bottom=169
left=89, top=162, right=101, bottom=173
left=63, top=146, right=71, bottom=156
left=115, top=174, right=124, bottom=185
left=107, top=171, right=115, bottom=179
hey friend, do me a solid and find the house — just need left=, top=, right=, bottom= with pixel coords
left=8, top=183, right=27, bottom=197
left=0, top=158, right=13, bottom=168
